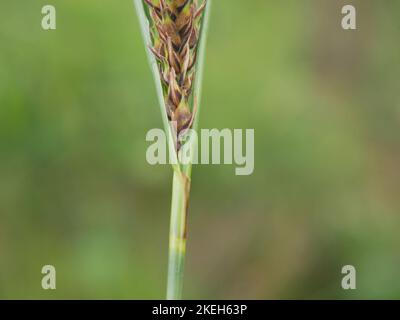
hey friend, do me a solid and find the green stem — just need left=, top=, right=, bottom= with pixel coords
left=134, top=0, right=212, bottom=300
left=166, top=169, right=191, bottom=300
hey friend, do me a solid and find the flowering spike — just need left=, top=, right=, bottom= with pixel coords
left=144, top=0, right=208, bottom=149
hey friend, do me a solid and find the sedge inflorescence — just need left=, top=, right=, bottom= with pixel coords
left=144, top=0, right=207, bottom=148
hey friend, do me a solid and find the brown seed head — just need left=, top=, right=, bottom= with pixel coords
left=144, top=0, right=207, bottom=148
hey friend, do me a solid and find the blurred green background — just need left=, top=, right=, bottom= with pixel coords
left=1, top=0, right=399, bottom=299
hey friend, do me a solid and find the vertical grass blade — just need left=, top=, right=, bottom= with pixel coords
left=134, top=0, right=212, bottom=300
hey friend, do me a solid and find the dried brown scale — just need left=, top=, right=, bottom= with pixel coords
left=144, top=0, right=207, bottom=149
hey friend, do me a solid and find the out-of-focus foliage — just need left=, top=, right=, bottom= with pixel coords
left=0, top=0, right=399, bottom=299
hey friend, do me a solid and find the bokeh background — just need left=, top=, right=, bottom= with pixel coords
left=1, top=0, right=399, bottom=299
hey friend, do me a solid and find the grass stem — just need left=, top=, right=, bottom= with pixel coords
left=134, top=0, right=211, bottom=300
left=167, top=170, right=191, bottom=300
